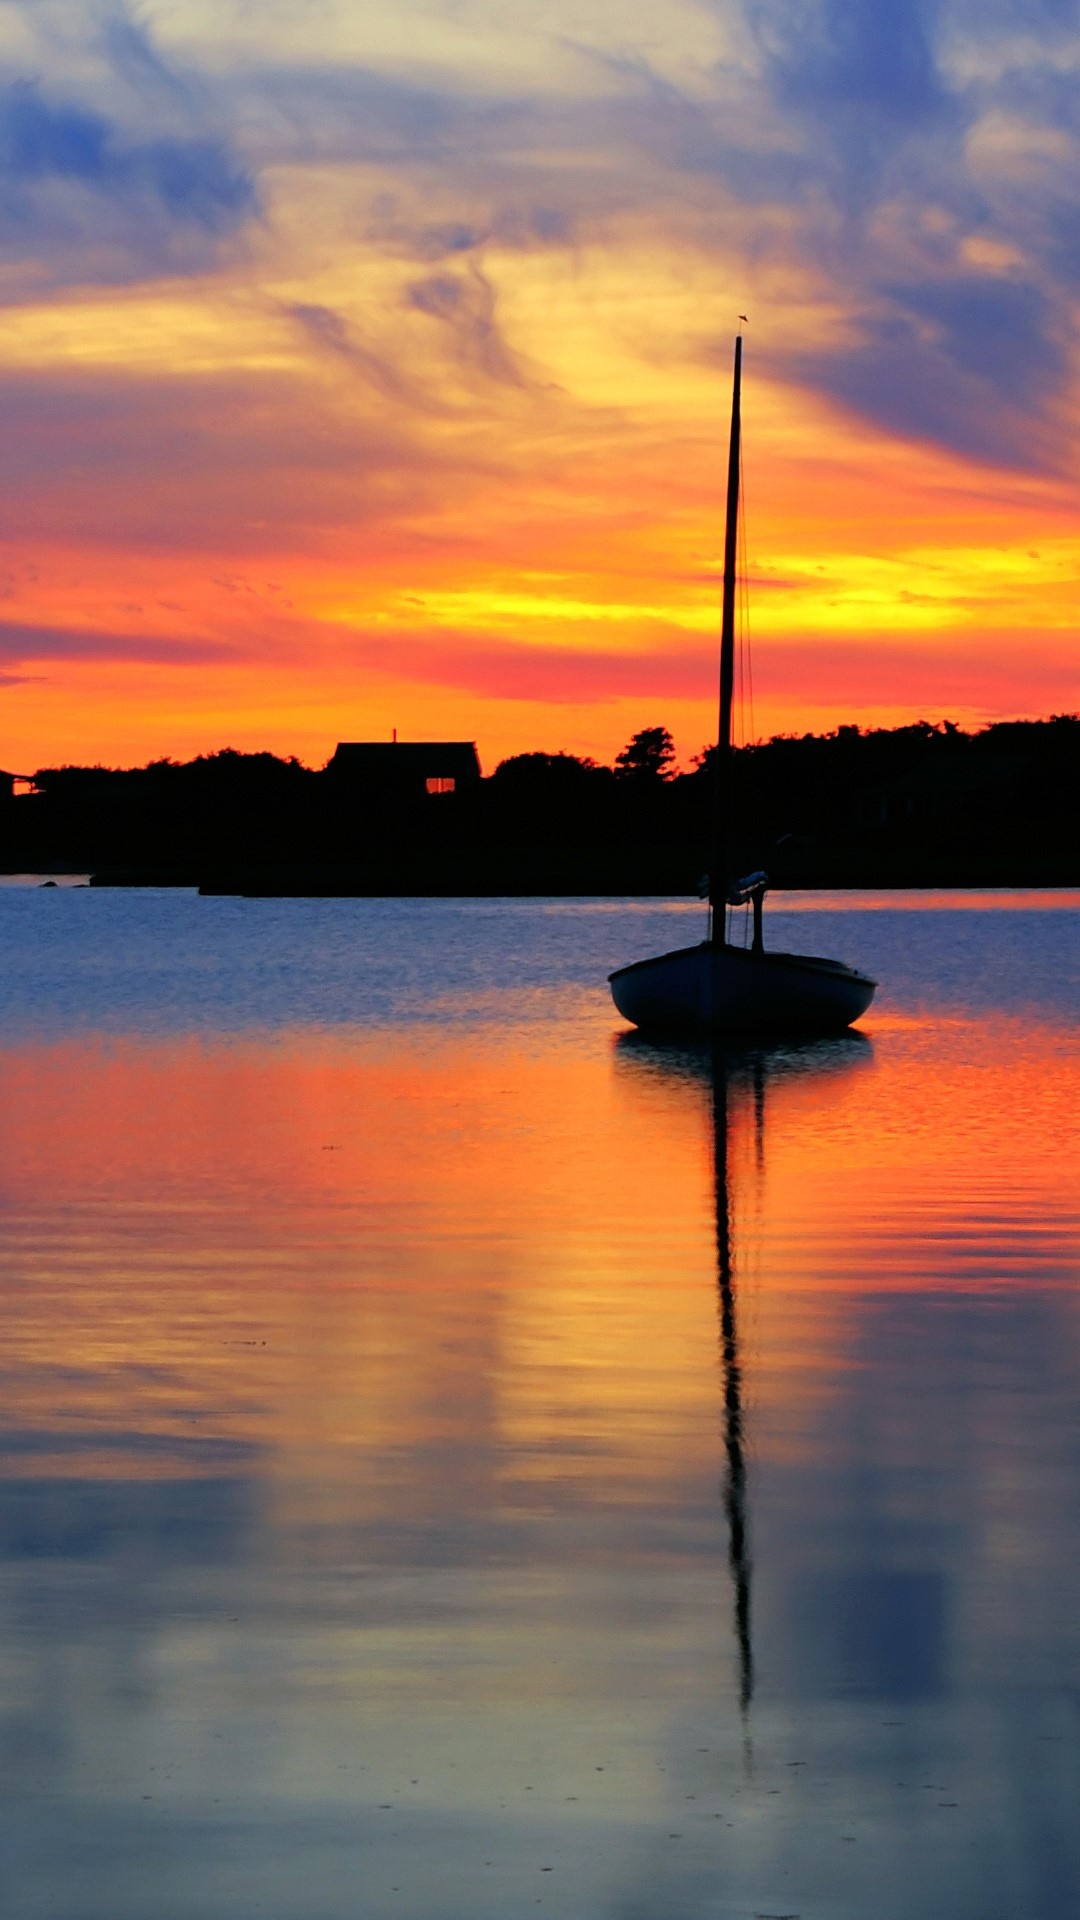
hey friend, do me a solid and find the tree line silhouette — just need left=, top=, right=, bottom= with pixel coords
left=3, top=716, right=1078, bottom=889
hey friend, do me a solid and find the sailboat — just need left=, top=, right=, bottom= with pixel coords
left=609, top=335, right=877, bottom=1034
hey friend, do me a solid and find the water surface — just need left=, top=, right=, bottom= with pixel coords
left=0, top=890, right=1077, bottom=1918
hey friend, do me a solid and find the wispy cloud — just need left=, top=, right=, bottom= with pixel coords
left=0, top=619, right=232, bottom=665
left=405, top=262, right=529, bottom=388
left=701, top=0, right=1080, bottom=467
left=0, top=5, right=257, bottom=288
left=282, top=300, right=436, bottom=410
left=5, top=0, right=1076, bottom=466
left=0, top=81, right=252, bottom=231
left=1, top=0, right=1078, bottom=763
left=0, top=364, right=453, bottom=549
left=332, top=626, right=723, bottom=703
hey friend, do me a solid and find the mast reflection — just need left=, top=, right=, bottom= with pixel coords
left=713, top=1049, right=753, bottom=1713
left=614, top=1030, right=873, bottom=1719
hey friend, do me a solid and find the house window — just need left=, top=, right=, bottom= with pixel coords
left=426, top=776, right=455, bottom=795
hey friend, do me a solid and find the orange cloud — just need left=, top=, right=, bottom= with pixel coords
left=1, top=3, right=1078, bottom=769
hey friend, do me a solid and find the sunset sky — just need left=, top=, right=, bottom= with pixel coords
left=2, top=0, right=1079, bottom=772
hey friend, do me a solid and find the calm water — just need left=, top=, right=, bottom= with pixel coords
left=0, top=889, right=1078, bottom=1920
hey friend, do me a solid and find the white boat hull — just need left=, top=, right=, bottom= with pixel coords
left=609, top=941, right=876, bottom=1034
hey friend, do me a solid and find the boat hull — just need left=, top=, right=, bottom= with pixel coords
left=609, top=941, right=876, bottom=1035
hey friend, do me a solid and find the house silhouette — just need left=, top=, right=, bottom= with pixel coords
left=325, top=741, right=482, bottom=800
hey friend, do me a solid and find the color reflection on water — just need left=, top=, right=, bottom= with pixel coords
left=0, top=898, right=1078, bottom=1919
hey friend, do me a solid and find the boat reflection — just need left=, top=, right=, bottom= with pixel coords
left=614, top=1031, right=873, bottom=1719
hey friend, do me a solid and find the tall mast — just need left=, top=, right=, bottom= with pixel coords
left=710, top=334, right=742, bottom=947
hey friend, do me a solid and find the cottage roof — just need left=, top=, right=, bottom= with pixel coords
left=326, top=741, right=481, bottom=783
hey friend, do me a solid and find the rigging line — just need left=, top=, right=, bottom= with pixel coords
left=736, top=491, right=747, bottom=751
left=736, top=459, right=746, bottom=751
left=736, top=441, right=749, bottom=745
left=739, top=438, right=755, bottom=749
left=731, top=383, right=744, bottom=754
left=730, top=476, right=737, bottom=752
left=732, top=590, right=740, bottom=748
left=733, top=476, right=744, bottom=748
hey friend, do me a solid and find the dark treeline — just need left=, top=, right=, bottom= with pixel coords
left=3, top=716, right=1079, bottom=891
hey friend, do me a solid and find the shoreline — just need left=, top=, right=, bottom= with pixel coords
left=3, top=866, right=1077, bottom=895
